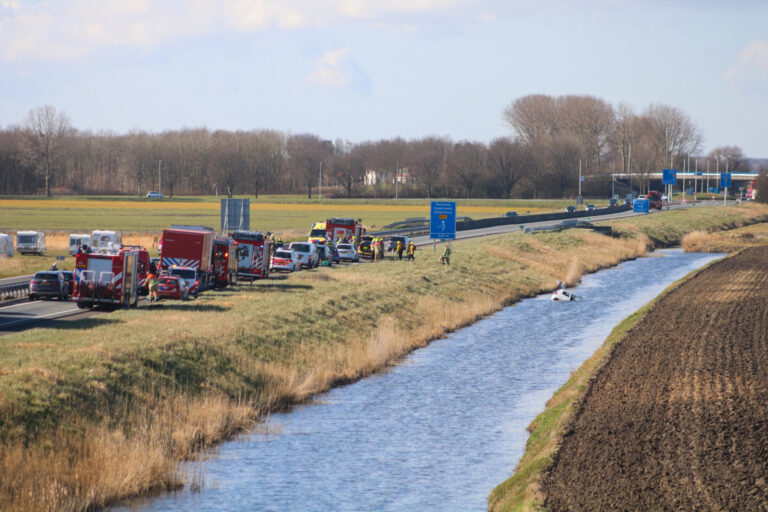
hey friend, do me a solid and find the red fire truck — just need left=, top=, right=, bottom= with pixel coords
left=160, top=227, right=215, bottom=291
left=74, top=247, right=150, bottom=309
left=325, top=218, right=362, bottom=244
left=231, top=230, right=271, bottom=280
left=212, top=236, right=238, bottom=287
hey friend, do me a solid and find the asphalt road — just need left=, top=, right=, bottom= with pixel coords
left=0, top=203, right=703, bottom=336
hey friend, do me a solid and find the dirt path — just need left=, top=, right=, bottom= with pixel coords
left=542, top=245, right=768, bottom=511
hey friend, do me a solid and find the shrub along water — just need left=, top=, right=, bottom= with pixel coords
left=0, top=203, right=766, bottom=511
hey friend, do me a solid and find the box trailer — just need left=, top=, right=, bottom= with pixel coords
left=160, top=228, right=215, bottom=291
left=69, top=233, right=91, bottom=255
left=0, top=234, right=13, bottom=257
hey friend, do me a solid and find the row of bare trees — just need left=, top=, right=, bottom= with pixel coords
left=0, top=100, right=758, bottom=198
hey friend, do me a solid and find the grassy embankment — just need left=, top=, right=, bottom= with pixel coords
left=488, top=202, right=768, bottom=512
left=0, top=202, right=766, bottom=511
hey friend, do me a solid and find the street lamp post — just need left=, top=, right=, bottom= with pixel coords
left=319, top=161, right=323, bottom=200
left=158, top=160, right=162, bottom=196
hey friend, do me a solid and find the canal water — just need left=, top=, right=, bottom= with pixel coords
left=121, top=249, right=724, bottom=512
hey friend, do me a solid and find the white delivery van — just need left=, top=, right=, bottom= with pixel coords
left=0, top=233, right=13, bottom=257
left=68, top=233, right=91, bottom=255
left=16, top=231, right=46, bottom=255
left=91, top=230, right=122, bottom=250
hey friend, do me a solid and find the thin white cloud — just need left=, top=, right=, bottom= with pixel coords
left=307, top=48, right=352, bottom=88
left=724, top=39, right=768, bottom=88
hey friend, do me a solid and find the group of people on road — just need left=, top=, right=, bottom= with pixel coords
left=370, top=238, right=418, bottom=262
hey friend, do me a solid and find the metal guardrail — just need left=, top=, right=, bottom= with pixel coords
left=0, top=281, right=30, bottom=300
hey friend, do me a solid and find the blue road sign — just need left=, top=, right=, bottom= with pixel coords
left=430, top=201, right=456, bottom=239
left=662, top=169, right=677, bottom=185
left=720, top=172, right=732, bottom=189
left=633, top=198, right=650, bottom=213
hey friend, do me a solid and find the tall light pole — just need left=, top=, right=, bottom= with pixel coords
left=158, top=160, right=162, bottom=195
left=319, top=161, right=323, bottom=200
left=395, top=159, right=399, bottom=200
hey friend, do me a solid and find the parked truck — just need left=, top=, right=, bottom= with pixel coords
left=212, top=236, right=239, bottom=287
left=231, top=230, right=271, bottom=280
left=160, top=227, right=215, bottom=291
left=16, top=231, right=46, bottom=255
left=74, top=247, right=149, bottom=309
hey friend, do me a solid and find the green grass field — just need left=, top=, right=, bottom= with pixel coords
left=0, top=195, right=585, bottom=233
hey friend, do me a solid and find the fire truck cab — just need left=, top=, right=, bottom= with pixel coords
left=213, top=236, right=239, bottom=287
left=74, top=247, right=149, bottom=309
left=231, top=230, right=271, bottom=281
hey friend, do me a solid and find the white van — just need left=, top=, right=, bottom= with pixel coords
left=0, top=233, right=13, bottom=257
left=91, top=230, right=122, bottom=250
left=16, top=231, right=46, bottom=255
left=69, top=233, right=91, bottom=255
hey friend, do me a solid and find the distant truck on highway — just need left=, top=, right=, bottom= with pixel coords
left=646, top=191, right=663, bottom=210
left=16, top=231, right=46, bottom=255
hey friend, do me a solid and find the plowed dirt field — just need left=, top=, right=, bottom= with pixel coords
left=543, top=245, right=768, bottom=511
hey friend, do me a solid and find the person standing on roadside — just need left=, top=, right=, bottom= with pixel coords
left=440, top=244, right=451, bottom=265
left=396, top=240, right=404, bottom=260
left=146, top=270, right=159, bottom=302
left=378, top=238, right=385, bottom=261
left=372, top=238, right=379, bottom=262
left=406, top=241, right=416, bottom=261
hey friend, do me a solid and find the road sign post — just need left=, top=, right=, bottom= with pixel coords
left=720, top=173, right=731, bottom=206
left=430, top=201, right=456, bottom=240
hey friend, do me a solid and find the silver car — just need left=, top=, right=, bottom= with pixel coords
left=336, top=243, right=359, bottom=262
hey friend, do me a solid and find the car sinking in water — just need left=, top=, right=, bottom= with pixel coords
left=551, top=289, right=582, bottom=301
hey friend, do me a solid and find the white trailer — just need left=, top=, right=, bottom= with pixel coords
left=69, top=233, right=91, bottom=255
left=0, top=234, right=13, bottom=257
left=16, top=231, right=46, bottom=255
left=91, top=230, right=122, bottom=250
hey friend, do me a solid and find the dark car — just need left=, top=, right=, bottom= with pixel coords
left=566, top=205, right=576, bottom=213
left=505, top=211, right=518, bottom=217
left=60, top=270, right=75, bottom=297
left=609, top=198, right=618, bottom=207
left=29, top=271, right=67, bottom=301
left=330, top=245, right=341, bottom=264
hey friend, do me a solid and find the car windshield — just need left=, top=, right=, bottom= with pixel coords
left=34, top=272, right=59, bottom=280
left=291, top=243, right=310, bottom=252
left=274, top=251, right=292, bottom=258
left=18, top=235, right=36, bottom=244
left=170, top=269, right=196, bottom=279
left=337, top=244, right=352, bottom=250
left=158, top=277, right=177, bottom=285
left=309, top=229, right=325, bottom=237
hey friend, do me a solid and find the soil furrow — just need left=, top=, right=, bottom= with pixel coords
left=542, top=246, right=768, bottom=511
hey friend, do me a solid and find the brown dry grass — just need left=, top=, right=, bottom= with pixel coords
left=682, top=224, right=768, bottom=253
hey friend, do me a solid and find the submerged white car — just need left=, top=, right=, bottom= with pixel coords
left=551, top=289, right=582, bottom=302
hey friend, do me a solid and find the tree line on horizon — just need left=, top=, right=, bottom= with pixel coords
left=0, top=96, right=762, bottom=200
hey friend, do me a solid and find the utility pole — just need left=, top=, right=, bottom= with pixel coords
left=319, top=161, right=323, bottom=201
left=395, top=159, right=399, bottom=200
left=158, top=160, right=162, bottom=195
left=578, top=159, right=582, bottom=204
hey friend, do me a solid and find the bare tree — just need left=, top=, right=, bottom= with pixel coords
left=286, top=134, right=332, bottom=198
left=448, top=142, right=486, bottom=198
left=708, top=145, right=746, bottom=171
left=559, top=95, right=614, bottom=174
left=644, top=104, right=703, bottom=169
left=503, top=94, right=559, bottom=144
left=487, top=137, right=531, bottom=199
left=407, top=137, right=450, bottom=198
left=24, top=105, right=72, bottom=196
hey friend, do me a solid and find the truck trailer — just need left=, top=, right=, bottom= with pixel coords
left=160, top=228, right=215, bottom=291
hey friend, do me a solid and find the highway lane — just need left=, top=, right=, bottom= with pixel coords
left=0, top=298, right=91, bottom=334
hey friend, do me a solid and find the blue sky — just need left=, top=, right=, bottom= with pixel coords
left=1, top=0, right=766, bottom=157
